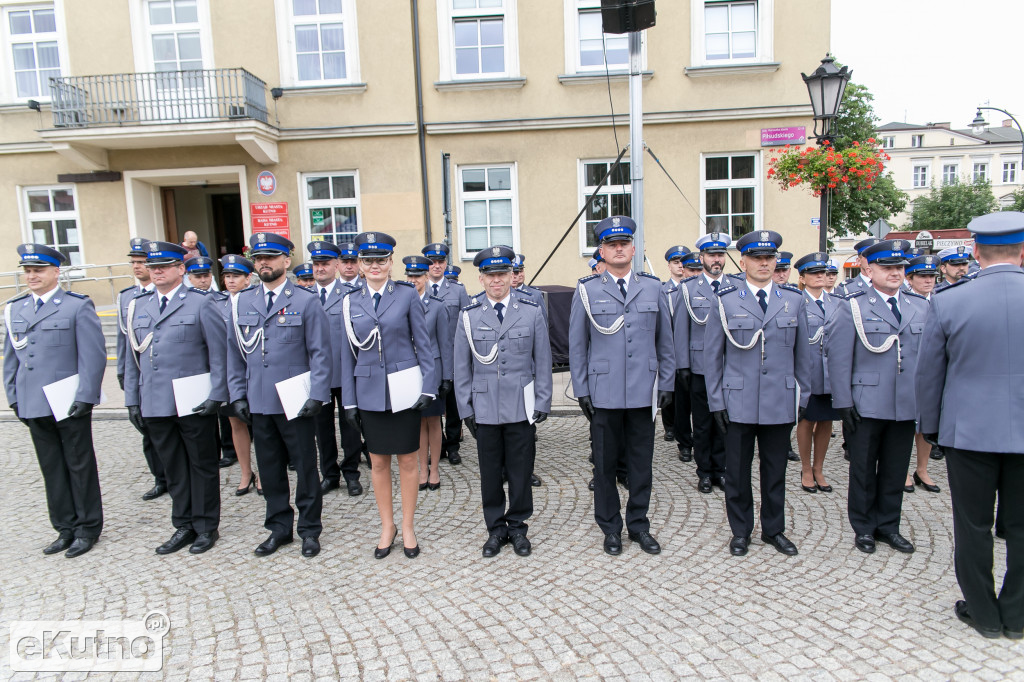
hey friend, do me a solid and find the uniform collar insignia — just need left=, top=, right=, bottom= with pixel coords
left=285, top=289, right=292, bottom=296
left=869, top=297, right=876, bottom=303
left=775, top=289, right=782, bottom=298
left=179, top=292, right=186, bottom=299
left=739, top=290, right=746, bottom=298
left=53, top=298, right=61, bottom=305
left=387, top=283, right=394, bottom=293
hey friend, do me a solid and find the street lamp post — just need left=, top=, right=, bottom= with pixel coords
left=802, top=54, right=852, bottom=252
left=970, top=107, right=1024, bottom=171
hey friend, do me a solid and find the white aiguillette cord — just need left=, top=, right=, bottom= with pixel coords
left=125, top=296, right=156, bottom=369
left=342, top=292, right=381, bottom=359
left=577, top=282, right=624, bottom=335
left=717, top=295, right=765, bottom=364
left=849, top=296, right=902, bottom=373
left=462, top=309, right=498, bottom=365
left=679, top=280, right=709, bottom=325
left=231, top=292, right=264, bottom=356
left=3, top=301, right=29, bottom=350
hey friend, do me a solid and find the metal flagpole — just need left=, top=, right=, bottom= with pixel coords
left=628, top=30, right=645, bottom=273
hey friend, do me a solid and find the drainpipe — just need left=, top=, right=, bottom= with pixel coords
left=411, top=0, right=432, bottom=242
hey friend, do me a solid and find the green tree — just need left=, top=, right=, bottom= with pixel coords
left=1002, top=186, right=1024, bottom=212
left=906, top=178, right=998, bottom=231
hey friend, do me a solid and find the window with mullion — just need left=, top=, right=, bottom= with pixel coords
left=6, top=4, right=61, bottom=99
left=942, top=164, right=958, bottom=186
left=458, top=165, right=517, bottom=256
left=704, top=0, right=756, bottom=61
left=291, top=0, right=347, bottom=82
left=577, top=7, right=627, bottom=70
left=973, top=163, right=988, bottom=182
left=580, top=160, right=631, bottom=251
left=23, top=186, right=82, bottom=267
left=703, top=154, right=757, bottom=241
left=451, top=0, right=506, bottom=77
left=1004, top=162, right=1017, bottom=184
left=303, top=172, right=360, bottom=245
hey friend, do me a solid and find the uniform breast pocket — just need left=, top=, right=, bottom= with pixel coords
left=171, top=314, right=198, bottom=342
left=276, top=315, right=302, bottom=343
left=507, top=325, right=531, bottom=353
left=727, top=316, right=755, bottom=345
left=590, top=302, right=619, bottom=326
left=327, top=308, right=345, bottom=332
left=636, top=301, right=658, bottom=330
left=775, top=316, right=798, bottom=346
left=39, top=318, right=70, bottom=346
left=862, top=321, right=891, bottom=345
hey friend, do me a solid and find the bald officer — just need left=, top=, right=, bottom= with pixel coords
left=570, top=215, right=675, bottom=556
left=935, top=245, right=972, bottom=291
left=917, top=212, right=1024, bottom=640
left=4, top=244, right=106, bottom=558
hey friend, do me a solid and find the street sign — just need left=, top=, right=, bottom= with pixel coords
left=762, top=126, right=807, bottom=146
left=810, top=217, right=821, bottom=227
left=867, top=218, right=891, bottom=238
left=915, top=230, right=934, bottom=251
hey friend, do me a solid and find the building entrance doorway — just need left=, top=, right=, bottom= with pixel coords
left=161, top=185, right=244, bottom=258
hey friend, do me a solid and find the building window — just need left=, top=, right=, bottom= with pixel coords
left=3, top=3, right=63, bottom=99
left=911, top=134, right=923, bottom=148
left=579, top=159, right=631, bottom=253
left=457, top=164, right=518, bottom=257
left=973, top=162, right=989, bottom=182
left=690, top=0, right=772, bottom=68
left=881, top=136, right=894, bottom=149
left=702, top=153, right=759, bottom=241
left=942, top=164, right=958, bottom=186
left=912, top=165, right=929, bottom=188
left=437, top=0, right=519, bottom=81
left=22, top=186, right=82, bottom=266
left=147, top=0, right=204, bottom=74
left=301, top=171, right=360, bottom=245
left=1004, top=162, right=1017, bottom=184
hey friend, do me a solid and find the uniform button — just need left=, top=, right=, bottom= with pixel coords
left=627, top=353, right=632, bottom=358
left=500, top=346, right=506, bottom=352
left=626, top=323, right=631, bottom=328
left=627, top=338, right=631, bottom=343
left=264, top=363, right=269, bottom=367
left=28, top=353, right=33, bottom=357
left=625, top=308, right=630, bottom=313
left=501, top=360, right=507, bottom=364
left=29, top=340, right=35, bottom=345
left=26, top=366, right=32, bottom=370
left=762, top=368, right=768, bottom=375
left=501, top=371, right=506, bottom=376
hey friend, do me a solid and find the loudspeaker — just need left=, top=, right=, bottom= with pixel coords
left=600, top=0, right=656, bottom=35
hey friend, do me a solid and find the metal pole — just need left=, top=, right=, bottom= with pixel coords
left=818, top=187, right=829, bottom=253
left=410, top=0, right=432, bottom=242
left=441, top=152, right=453, bottom=264
left=628, top=30, right=644, bottom=273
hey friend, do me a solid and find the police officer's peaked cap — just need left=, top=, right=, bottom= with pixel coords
left=403, top=255, right=431, bottom=275
left=249, top=232, right=294, bottom=256
left=593, top=215, right=635, bottom=243
left=17, top=243, right=67, bottom=267
left=355, top=231, right=396, bottom=257
left=969, top=211, right=1024, bottom=245
left=185, top=256, right=214, bottom=273
left=127, top=237, right=150, bottom=257
left=665, top=245, right=691, bottom=262
left=220, top=254, right=253, bottom=275
left=863, top=239, right=911, bottom=265
left=144, top=241, right=188, bottom=266
left=307, top=240, right=342, bottom=260
left=473, top=245, right=516, bottom=272
left=795, top=252, right=829, bottom=273
left=775, top=251, right=794, bottom=269
left=736, top=230, right=783, bottom=256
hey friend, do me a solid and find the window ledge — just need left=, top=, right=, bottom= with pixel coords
left=434, top=77, right=526, bottom=92
left=0, top=101, right=50, bottom=113
left=684, top=62, right=781, bottom=78
left=558, top=71, right=653, bottom=86
left=276, top=83, right=368, bottom=96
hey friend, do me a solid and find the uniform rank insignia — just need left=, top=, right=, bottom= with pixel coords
left=776, top=289, right=782, bottom=298
left=53, top=298, right=61, bottom=305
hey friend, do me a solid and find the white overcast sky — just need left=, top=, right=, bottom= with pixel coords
left=831, top=0, right=1024, bottom=131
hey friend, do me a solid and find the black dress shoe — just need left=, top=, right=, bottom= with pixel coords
left=320, top=479, right=340, bottom=494
left=218, top=455, right=237, bottom=469
left=588, top=478, right=595, bottom=491
left=628, top=531, right=661, bottom=554
left=482, top=534, right=507, bottom=557
left=43, top=534, right=74, bottom=555
left=448, top=452, right=462, bottom=465
left=142, top=483, right=167, bottom=501
left=954, top=600, right=1001, bottom=639
left=713, top=476, right=727, bottom=491
left=854, top=534, right=876, bottom=553
left=787, top=449, right=800, bottom=462
left=663, top=429, right=674, bottom=441
left=617, top=476, right=629, bottom=488
left=698, top=476, right=713, bottom=494
left=1004, top=625, right=1024, bottom=640
left=604, top=532, right=622, bottom=555
left=254, top=534, right=293, bottom=557
left=930, top=447, right=945, bottom=461
left=531, top=474, right=542, bottom=487
left=875, top=532, right=914, bottom=553
left=189, top=531, right=219, bottom=554
left=403, top=544, right=420, bottom=558
left=418, top=482, right=428, bottom=491
left=761, top=532, right=798, bottom=555
left=510, top=534, right=531, bottom=556
left=375, top=527, right=398, bottom=559
left=913, top=472, right=941, bottom=493
left=678, top=447, right=693, bottom=463
left=156, top=528, right=198, bottom=555
left=65, top=537, right=96, bottom=558
left=814, top=475, right=833, bottom=493
left=729, top=536, right=750, bottom=556
left=347, top=480, right=363, bottom=496
left=302, top=537, right=320, bottom=557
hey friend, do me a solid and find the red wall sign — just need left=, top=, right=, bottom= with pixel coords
left=250, top=202, right=290, bottom=238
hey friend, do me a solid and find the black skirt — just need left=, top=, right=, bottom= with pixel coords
left=804, top=393, right=839, bottom=422
left=359, top=408, right=421, bottom=455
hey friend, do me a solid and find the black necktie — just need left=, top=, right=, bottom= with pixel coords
left=711, top=280, right=720, bottom=294
left=494, top=302, right=504, bottom=323
left=266, top=291, right=275, bottom=313
left=159, top=296, right=168, bottom=313
left=35, top=298, right=43, bottom=312
left=373, top=292, right=381, bottom=311
left=432, top=283, right=439, bottom=297
left=756, top=289, right=767, bottom=313
left=888, top=297, right=901, bottom=324
left=816, top=299, right=825, bottom=315
left=617, top=278, right=627, bottom=298
left=320, top=288, right=327, bottom=305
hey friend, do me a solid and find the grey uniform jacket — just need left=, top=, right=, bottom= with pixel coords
left=429, top=277, right=470, bottom=337
left=826, top=289, right=928, bottom=422
left=704, top=281, right=811, bottom=425
left=515, top=284, right=548, bottom=320
left=674, top=274, right=735, bottom=375
left=226, top=283, right=332, bottom=414
left=116, top=284, right=150, bottom=379
left=837, top=275, right=871, bottom=298
left=124, top=286, right=228, bottom=417
left=454, top=292, right=552, bottom=424
left=568, top=272, right=675, bottom=410
left=340, top=280, right=435, bottom=412
left=422, top=293, right=453, bottom=394
left=804, top=290, right=841, bottom=396
left=318, top=280, right=354, bottom=390
left=662, top=280, right=690, bottom=373
left=4, top=289, right=106, bottom=419
left=916, top=264, right=1024, bottom=453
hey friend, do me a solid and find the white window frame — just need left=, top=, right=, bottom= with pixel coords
left=910, top=134, right=924, bottom=148
left=272, top=0, right=360, bottom=87
left=128, top=0, right=214, bottom=74
left=0, top=0, right=69, bottom=103
left=699, top=151, right=762, bottom=241
left=972, top=160, right=989, bottom=183
left=562, top=0, right=645, bottom=76
left=18, top=183, right=86, bottom=272
left=436, top=0, right=519, bottom=82
left=941, top=162, right=958, bottom=186
left=297, top=170, right=362, bottom=248
left=689, top=0, right=773, bottom=69
left=881, top=136, right=895, bottom=149
left=455, top=162, right=519, bottom=260
left=1003, top=161, right=1018, bottom=184
left=577, top=158, right=632, bottom=255
left=912, top=163, right=930, bottom=188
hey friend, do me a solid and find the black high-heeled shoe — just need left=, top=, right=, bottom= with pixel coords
left=418, top=482, right=428, bottom=491
left=375, top=526, right=398, bottom=559
left=814, top=474, right=833, bottom=493
left=914, top=472, right=941, bottom=493
left=427, top=480, right=441, bottom=491
left=404, top=544, right=420, bottom=558
left=235, top=474, right=255, bottom=496
left=800, top=475, right=817, bottom=493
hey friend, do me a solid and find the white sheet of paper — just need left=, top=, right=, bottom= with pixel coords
left=651, top=370, right=659, bottom=422
left=524, top=380, right=536, bottom=424
left=42, top=374, right=79, bottom=422
left=275, top=371, right=312, bottom=421
left=171, top=373, right=212, bottom=418
left=387, top=365, right=423, bottom=412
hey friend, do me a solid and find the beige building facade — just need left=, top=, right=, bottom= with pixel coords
left=0, top=0, right=828, bottom=302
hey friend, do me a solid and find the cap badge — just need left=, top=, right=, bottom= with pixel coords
left=228, top=256, right=235, bottom=263
left=25, top=244, right=34, bottom=253
left=761, top=231, right=770, bottom=241
left=492, top=246, right=500, bottom=257
left=149, top=242, right=158, bottom=252
left=612, top=217, right=621, bottom=227
left=366, top=233, right=375, bottom=243
left=957, top=246, right=965, bottom=254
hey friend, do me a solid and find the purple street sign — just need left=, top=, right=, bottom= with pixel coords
left=761, top=126, right=807, bottom=146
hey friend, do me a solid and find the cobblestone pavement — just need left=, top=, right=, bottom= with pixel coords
left=1, top=415, right=1020, bottom=681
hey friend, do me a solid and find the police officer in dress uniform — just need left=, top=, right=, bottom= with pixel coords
left=444, top=265, right=461, bottom=282
left=826, top=239, right=926, bottom=555
left=421, top=242, right=471, bottom=465
left=116, top=237, right=168, bottom=499
left=511, top=254, right=549, bottom=320
left=662, top=245, right=695, bottom=457
left=124, top=242, right=226, bottom=555
left=292, top=262, right=315, bottom=289
left=592, top=248, right=606, bottom=275
left=677, top=232, right=734, bottom=491
left=935, top=245, right=972, bottom=291
left=307, top=240, right=364, bottom=497
left=824, top=259, right=840, bottom=294
left=4, top=244, right=106, bottom=558
left=916, top=211, right=1024, bottom=639
left=772, top=251, right=794, bottom=285
left=704, top=230, right=811, bottom=557
left=226, top=232, right=331, bottom=558
left=455, top=246, right=552, bottom=557
left=836, top=237, right=883, bottom=297
left=569, top=215, right=675, bottom=556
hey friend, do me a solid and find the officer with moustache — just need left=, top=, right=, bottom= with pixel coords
left=935, top=245, right=972, bottom=291
left=662, top=245, right=694, bottom=455
left=827, top=239, right=927, bottom=555
left=226, top=233, right=332, bottom=558
left=124, top=242, right=227, bottom=555
left=569, top=215, right=675, bottom=556
left=5, top=244, right=106, bottom=558
left=116, top=237, right=167, bottom=500
left=704, top=230, right=811, bottom=557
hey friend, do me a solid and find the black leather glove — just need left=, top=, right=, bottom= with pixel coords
left=117, top=373, right=125, bottom=390
left=411, top=394, right=434, bottom=411
left=676, top=367, right=692, bottom=392
left=657, top=390, right=673, bottom=409
left=837, top=406, right=861, bottom=433
left=295, top=398, right=322, bottom=418
left=798, top=406, right=808, bottom=422
left=532, top=411, right=548, bottom=424
left=67, top=401, right=93, bottom=419
left=127, top=405, right=145, bottom=433
left=464, top=414, right=478, bottom=439
left=191, top=399, right=221, bottom=417
left=232, top=399, right=252, bottom=425
left=577, top=396, right=595, bottom=422
left=922, top=433, right=940, bottom=447
left=344, top=407, right=361, bottom=430
left=438, top=380, right=453, bottom=398
left=713, top=409, right=730, bottom=433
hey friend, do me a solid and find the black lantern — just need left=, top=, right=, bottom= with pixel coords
left=802, top=54, right=851, bottom=142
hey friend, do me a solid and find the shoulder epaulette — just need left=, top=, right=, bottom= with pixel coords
left=7, top=291, right=30, bottom=303
left=683, top=275, right=699, bottom=283
left=934, top=278, right=970, bottom=293
left=395, top=280, right=415, bottom=288
left=462, top=301, right=482, bottom=312
left=133, top=289, right=154, bottom=300
left=341, top=280, right=360, bottom=290
left=211, top=291, right=229, bottom=301
left=428, top=294, right=445, bottom=303
left=470, top=291, right=484, bottom=301
left=517, top=297, right=539, bottom=307
left=903, top=291, right=928, bottom=301
left=296, top=284, right=314, bottom=293
left=241, top=284, right=258, bottom=293
left=451, top=280, right=465, bottom=287
left=343, top=285, right=362, bottom=297
left=187, top=287, right=209, bottom=295
left=639, top=272, right=660, bottom=280
left=64, top=291, right=88, bottom=299
left=780, top=283, right=802, bottom=293
left=119, top=284, right=137, bottom=294
left=578, top=274, right=599, bottom=283
left=845, top=289, right=866, bottom=299
left=716, top=284, right=737, bottom=296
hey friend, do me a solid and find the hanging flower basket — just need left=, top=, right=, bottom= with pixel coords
left=766, top=139, right=890, bottom=197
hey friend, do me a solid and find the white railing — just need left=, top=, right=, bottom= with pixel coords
left=0, top=263, right=135, bottom=307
